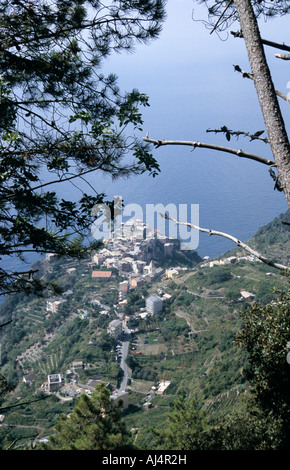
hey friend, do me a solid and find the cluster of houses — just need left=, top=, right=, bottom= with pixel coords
left=44, top=219, right=175, bottom=316
left=200, top=254, right=260, bottom=268
left=20, top=370, right=171, bottom=413
left=90, top=218, right=179, bottom=308
left=20, top=371, right=129, bottom=409
left=44, top=217, right=197, bottom=322
left=107, top=295, right=165, bottom=339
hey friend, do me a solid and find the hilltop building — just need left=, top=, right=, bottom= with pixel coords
left=119, top=281, right=129, bottom=301
left=22, top=373, right=36, bottom=387
left=111, top=391, right=129, bottom=410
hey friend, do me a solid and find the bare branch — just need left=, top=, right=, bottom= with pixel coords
left=143, top=137, right=275, bottom=166
left=0, top=319, right=13, bottom=328
left=275, top=90, right=290, bottom=104
left=231, top=31, right=290, bottom=52
left=260, top=39, right=290, bottom=52
left=210, top=0, right=234, bottom=34
left=275, top=54, right=290, bottom=61
left=162, top=214, right=289, bottom=272
left=0, top=394, right=51, bottom=412
left=234, top=65, right=290, bottom=104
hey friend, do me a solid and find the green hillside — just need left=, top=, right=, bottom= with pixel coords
left=122, top=263, right=287, bottom=447
left=221, top=209, right=290, bottom=267
left=249, top=210, right=290, bottom=266
left=0, top=212, right=288, bottom=449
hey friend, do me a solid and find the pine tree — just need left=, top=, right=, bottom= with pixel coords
left=151, top=395, right=207, bottom=450
left=235, top=280, right=290, bottom=449
left=44, top=383, right=134, bottom=450
left=0, top=0, right=166, bottom=297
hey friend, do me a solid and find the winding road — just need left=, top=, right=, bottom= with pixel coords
left=117, top=321, right=130, bottom=395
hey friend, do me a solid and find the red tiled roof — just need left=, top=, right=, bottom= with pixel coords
left=92, top=271, right=112, bottom=278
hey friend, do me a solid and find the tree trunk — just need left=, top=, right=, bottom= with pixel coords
left=234, top=0, right=290, bottom=207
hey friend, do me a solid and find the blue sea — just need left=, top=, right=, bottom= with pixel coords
left=1, top=139, right=287, bottom=278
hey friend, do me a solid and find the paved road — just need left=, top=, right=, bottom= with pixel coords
left=118, top=323, right=130, bottom=394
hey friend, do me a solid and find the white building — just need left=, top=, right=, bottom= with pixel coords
left=146, top=295, right=163, bottom=315
left=107, top=319, right=123, bottom=338
left=46, top=298, right=67, bottom=313
left=47, top=374, right=63, bottom=392
left=156, top=380, right=171, bottom=395
left=240, top=290, right=255, bottom=301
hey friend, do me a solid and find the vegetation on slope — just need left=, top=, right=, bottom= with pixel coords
left=0, top=211, right=289, bottom=449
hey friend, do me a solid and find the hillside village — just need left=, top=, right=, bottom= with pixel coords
left=0, top=213, right=288, bottom=448
left=45, top=217, right=262, bottom=318
left=6, top=219, right=192, bottom=415
left=12, top=218, right=265, bottom=400
left=44, top=218, right=191, bottom=316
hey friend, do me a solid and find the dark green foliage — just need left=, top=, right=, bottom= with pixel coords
left=0, top=373, right=9, bottom=401
left=44, top=382, right=134, bottom=450
left=160, top=317, right=190, bottom=340
left=235, top=279, right=290, bottom=448
left=0, top=0, right=166, bottom=296
left=151, top=395, right=207, bottom=450
left=207, top=266, right=232, bottom=285
left=201, top=407, right=277, bottom=450
left=126, top=290, right=146, bottom=313
left=175, top=291, right=195, bottom=306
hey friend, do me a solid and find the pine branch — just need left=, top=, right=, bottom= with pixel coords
left=162, top=214, right=289, bottom=272
left=143, top=136, right=275, bottom=166
left=0, top=268, right=39, bottom=297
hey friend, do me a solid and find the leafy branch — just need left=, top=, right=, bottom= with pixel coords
left=206, top=125, right=268, bottom=143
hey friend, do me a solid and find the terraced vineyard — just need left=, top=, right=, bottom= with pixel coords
left=204, top=387, right=247, bottom=416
